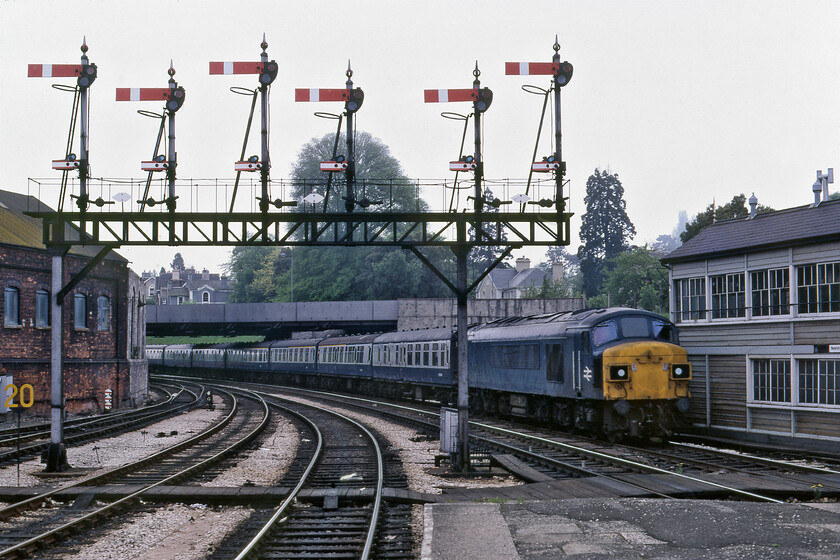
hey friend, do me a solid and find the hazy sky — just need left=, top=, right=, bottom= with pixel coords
left=2, top=0, right=839, bottom=276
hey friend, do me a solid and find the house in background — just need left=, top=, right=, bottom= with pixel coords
left=143, top=267, right=233, bottom=305
left=475, top=257, right=564, bottom=299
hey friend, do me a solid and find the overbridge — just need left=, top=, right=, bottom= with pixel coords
left=145, top=300, right=399, bottom=339
left=145, top=298, right=585, bottom=339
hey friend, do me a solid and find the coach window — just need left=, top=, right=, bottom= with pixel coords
left=35, top=290, right=50, bottom=327
left=4, top=287, right=20, bottom=327
left=74, top=294, right=87, bottom=329
left=97, top=296, right=111, bottom=331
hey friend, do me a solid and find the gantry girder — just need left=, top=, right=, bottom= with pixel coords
left=29, top=210, right=573, bottom=248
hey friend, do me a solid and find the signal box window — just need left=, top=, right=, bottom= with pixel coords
left=711, top=273, right=745, bottom=319
left=799, top=359, right=840, bottom=405
left=752, top=359, right=790, bottom=403
left=674, top=277, right=706, bottom=321
left=35, top=290, right=50, bottom=327
left=4, top=287, right=20, bottom=326
left=751, top=268, right=789, bottom=316
left=74, top=294, right=87, bottom=329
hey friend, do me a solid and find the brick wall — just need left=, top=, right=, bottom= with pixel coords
left=0, top=243, right=147, bottom=416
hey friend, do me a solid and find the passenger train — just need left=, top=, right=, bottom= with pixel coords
left=147, top=308, right=691, bottom=440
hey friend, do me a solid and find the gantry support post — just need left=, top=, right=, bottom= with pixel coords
left=46, top=242, right=69, bottom=472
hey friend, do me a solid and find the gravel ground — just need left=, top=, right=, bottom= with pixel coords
left=3, top=392, right=520, bottom=559
left=0, top=406, right=226, bottom=487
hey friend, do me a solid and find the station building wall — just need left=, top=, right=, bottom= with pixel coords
left=1, top=242, right=147, bottom=416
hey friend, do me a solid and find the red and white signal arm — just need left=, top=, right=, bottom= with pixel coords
left=52, top=159, right=80, bottom=170
left=532, top=161, right=561, bottom=172
left=28, top=64, right=84, bottom=78
left=450, top=161, right=476, bottom=172
left=141, top=160, right=168, bottom=172
left=320, top=161, right=348, bottom=172
left=295, top=89, right=350, bottom=102
left=504, top=62, right=558, bottom=76
left=235, top=160, right=262, bottom=172
left=424, top=89, right=477, bottom=103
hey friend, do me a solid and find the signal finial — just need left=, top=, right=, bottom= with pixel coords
left=553, top=35, right=561, bottom=53
left=261, top=33, right=268, bottom=52
left=346, top=59, right=353, bottom=79
left=81, top=36, right=89, bottom=54
left=473, top=60, right=480, bottom=79
left=168, top=60, right=176, bottom=77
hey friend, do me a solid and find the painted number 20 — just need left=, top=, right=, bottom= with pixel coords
left=5, top=384, right=35, bottom=408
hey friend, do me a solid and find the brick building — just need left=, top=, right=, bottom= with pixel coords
left=0, top=190, right=147, bottom=416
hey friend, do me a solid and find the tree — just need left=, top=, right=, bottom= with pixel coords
left=577, top=169, right=636, bottom=297
left=600, top=246, right=669, bottom=314
left=171, top=252, right=185, bottom=272
left=681, top=194, right=774, bottom=243
left=289, top=131, right=422, bottom=213
left=227, top=132, right=454, bottom=301
left=226, top=245, right=274, bottom=302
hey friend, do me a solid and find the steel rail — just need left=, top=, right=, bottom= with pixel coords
left=214, top=385, right=385, bottom=560
left=0, top=384, right=188, bottom=444
left=471, top=420, right=784, bottom=503
left=0, top=389, right=271, bottom=559
left=0, top=385, right=202, bottom=467
left=232, top=399, right=324, bottom=560
left=0, top=384, right=214, bottom=521
left=217, top=382, right=788, bottom=503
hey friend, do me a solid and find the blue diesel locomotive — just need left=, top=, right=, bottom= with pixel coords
left=148, top=308, right=690, bottom=439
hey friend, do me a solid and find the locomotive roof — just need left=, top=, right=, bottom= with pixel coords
left=468, top=308, right=667, bottom=342
left=373, top=327, right=454, bottom=344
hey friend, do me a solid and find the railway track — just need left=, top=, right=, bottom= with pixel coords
left=0, top=387, right=270, bottom=559
left=184, top=377, right=840, bottom=503
left=0, top=382, right=203, bottom=467
left=205, top=386, right=416, bottom=560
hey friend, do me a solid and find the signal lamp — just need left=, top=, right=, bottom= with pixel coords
left=165, top=86, right=186, bottom=113
left=345, top=88, right=364, bottom=113
left=260, top=60, right=279, bottom=85
left=554, top=62, right=573, bottom=87
left=474, top=87, right=493, bottom=113
left=77, top=64, right=97, bottom=88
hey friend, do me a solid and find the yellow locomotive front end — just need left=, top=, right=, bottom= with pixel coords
left=601, top=340, right=691, bottom=439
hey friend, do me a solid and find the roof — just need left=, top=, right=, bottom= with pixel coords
left=485, top=267, right=548, bottom=291
left=662, top=199, right=840, bottom=264
left=468, top=307, right=663, bottom=342
left=0, top=189, right=127, bottom=263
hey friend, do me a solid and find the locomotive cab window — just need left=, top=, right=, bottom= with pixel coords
left=652, top=320, right=677, bottom=343
left=619, top=317, right=650, bottom=339
left=592, top=321, right=618, bottom=346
